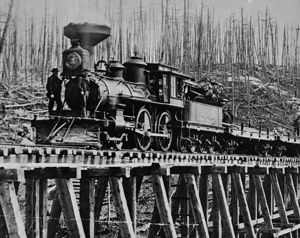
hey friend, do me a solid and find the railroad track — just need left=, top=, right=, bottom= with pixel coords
left=0, top=143, right=299, bottom=168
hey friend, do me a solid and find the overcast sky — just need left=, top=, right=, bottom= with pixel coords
left=2, top=0, right=298, bottom=27
left=202, top=0, right=300, bottom=24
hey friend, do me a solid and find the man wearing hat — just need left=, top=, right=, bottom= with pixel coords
left=46, top=68, right=62, bottom=114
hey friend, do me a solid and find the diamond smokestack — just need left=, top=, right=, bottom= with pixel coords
left=64, top=22, right=111, bottom=71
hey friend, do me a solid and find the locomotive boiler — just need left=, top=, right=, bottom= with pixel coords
left=33, top=22, right=300, bottom=156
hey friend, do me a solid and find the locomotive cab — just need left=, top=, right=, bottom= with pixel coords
left=147, top=63, right=192, bottom=107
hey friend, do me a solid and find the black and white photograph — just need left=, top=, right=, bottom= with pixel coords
left=0, top=0, right=299, bottom=237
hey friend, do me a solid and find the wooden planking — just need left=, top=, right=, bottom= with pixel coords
left=47, top=193, right=62, bottom=238
left=55, top=179, right=86, bottom=238
left=80, top=177, right=95, bottom=238
left=0, top=182, right=27, bottom=238
left=109, top=177, right=135, bottom=238
left=212, top=173, right=236, bottom=238
left=151, top=174, right=177, bottom=238
left=232, top=173, right=256, bottom=238
left=184, top=174, right=210, bottom=238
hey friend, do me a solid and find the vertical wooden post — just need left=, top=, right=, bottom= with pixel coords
left=163, top=175, right=171, bottom=207
left=162, top=175, right=170, bottom=238
left=136, top=175, right=144, bottom=198
left=80, top=177, right=95, bottom=238
left=278, top=174, right=287, bottom=205
left=270, top=173, right=292, bottom=238
left=122, top=177, right=134, bottom=219
left=247, top=174, right=257, bottom=220
left=286, top=174, right=300, bottom=219
left=270, top=174, right=290, bottom=224
left=232, top=173, right=256, bottom=238
left=152, top=174, right=177, bottom=238
left=171, top=175, right=185, bottom=222
left=131, top=176, right=137, bottom=234
left=190, top=174, right=200, bottom=238
left=34, top=179, right=47, bottom=238
left=25, top=178, right=35, bottom=238
left=184, top=174, right=210, bottom=238
left=94, top=177, right=108, bottom=223
left=148, top=202, right=161, bottom=238
left=0, top=204, right=8, bottom=237
left=35, top=180, right=40, bottom=238
left=122, top=177, right=138, bottom=234
left=199, top=174, right=208, bottom=220
left=89, top=179, right=95, bottom=238
left=56, top=179, right=86, bottom=238
left=263, top=175, right=274, bottom=214
left=39, top=179, right=48, bottom=238
left=181, top=179, right=189, bottom=238
left=149, top=175, right=171, bottom=238
left=290, top=173, right=299, bottom=238
left=212, top=173, right=236, bottom=238
left=212, top=183, right=221, bottom=238
left=109, top=177, right=135, bottom=238
left=231, top=173, right=239, bottom=237
left=292, top=174, right=298, bottom=196
left=254, top=174, right=273, bottom=228
left=0, top=182, right=27, bottom=238
left=47, top=193, right=62, bottom=238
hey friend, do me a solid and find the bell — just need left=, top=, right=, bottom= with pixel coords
left=95, top=57, right=107, bottom=72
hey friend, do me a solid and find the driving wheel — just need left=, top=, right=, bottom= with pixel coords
left=135, top=107, right=152, bottom=151
left=155, top=111, right=173, bottom=151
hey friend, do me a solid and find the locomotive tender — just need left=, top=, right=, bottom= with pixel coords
left=33, top=23, right=300, bottom=156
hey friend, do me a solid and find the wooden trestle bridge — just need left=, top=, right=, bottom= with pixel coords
left=0, top=145, right=300, bottom=237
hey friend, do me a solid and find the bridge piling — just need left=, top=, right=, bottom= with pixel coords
left=0, top=181, right=26, bottom=238
left=0, top=147, right=300, bottom=237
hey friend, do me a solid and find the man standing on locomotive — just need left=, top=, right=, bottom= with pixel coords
left=293, top=104, right=300, bottom=136
left=46, top=68, right=62, bottom=114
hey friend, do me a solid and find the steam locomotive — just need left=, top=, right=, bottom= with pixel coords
left=32, top=23, right=300, bottom=156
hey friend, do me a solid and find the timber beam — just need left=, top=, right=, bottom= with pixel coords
left=0, top=156, right=299, bottom=237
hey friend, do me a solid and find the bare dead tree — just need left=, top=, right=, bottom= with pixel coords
left=0, top=0, right=15, bottom=57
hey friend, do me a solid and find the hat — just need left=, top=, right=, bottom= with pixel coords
left=51, top=68, right=59, bottom=72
